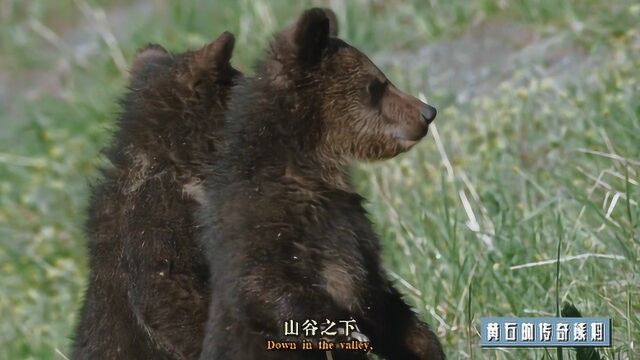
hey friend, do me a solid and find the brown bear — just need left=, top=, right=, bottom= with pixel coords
left=72, top=32, right=241, bottom=359
left=198, top=8, right=443, bottom=360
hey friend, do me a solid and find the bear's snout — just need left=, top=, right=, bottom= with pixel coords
left=421, top=104, right=437, bottom=125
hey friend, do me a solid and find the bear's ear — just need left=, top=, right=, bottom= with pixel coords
left=193, top=31, right=236, bottom=72
left=290, top=8, right=334, bottom=64
left=131, top=44, right=171, bottom=77
left=323, top=8, right=339, bottom=37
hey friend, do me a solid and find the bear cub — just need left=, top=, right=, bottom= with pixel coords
left=73, top=32, right=241, bottom=359
left=198, top=8, right=443, bottom=360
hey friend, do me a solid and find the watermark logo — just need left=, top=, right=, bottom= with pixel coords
left=480, top=317, right=611, bottom=347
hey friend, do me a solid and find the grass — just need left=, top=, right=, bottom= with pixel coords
left=0, top=0, right=638, bottom=359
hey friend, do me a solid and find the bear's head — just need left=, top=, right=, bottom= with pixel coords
left=261, top=8, right=436, bottom=162
left=114, top=32, right=241, bottom=168
left=129, top=31, right=240, bottom=102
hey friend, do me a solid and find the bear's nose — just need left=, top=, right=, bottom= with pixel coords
left=421, top=104, right=437, bottom=124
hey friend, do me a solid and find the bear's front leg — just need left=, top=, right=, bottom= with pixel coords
left=362, top=284, right=446, bottom=360
left=200, top=265, right=369, bottom=360
left=235, top=270, right=350, bottom=337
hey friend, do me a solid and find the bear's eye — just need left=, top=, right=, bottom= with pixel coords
left=367, top=79, right=387, bottom=106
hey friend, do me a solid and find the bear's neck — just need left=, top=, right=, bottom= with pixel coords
left=222, top=78, right=352, bottom=192
left=283, top=152, right=351, bottom=191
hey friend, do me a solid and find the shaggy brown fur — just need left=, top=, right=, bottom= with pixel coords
left=72, top=32, right=241, bottom=359
left=198, top=8, right=442, bottom=360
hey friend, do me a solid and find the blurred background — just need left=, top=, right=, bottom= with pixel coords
left=0, top=0, right=638, bottom=359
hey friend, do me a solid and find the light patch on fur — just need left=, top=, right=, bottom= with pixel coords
left=264, top=58, right=294, bottom=89
left=124, top=152, right=151, bottom=194
left=182, top=179, right=207, bottom=205
left=322, top=262, right=358, bottom=311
